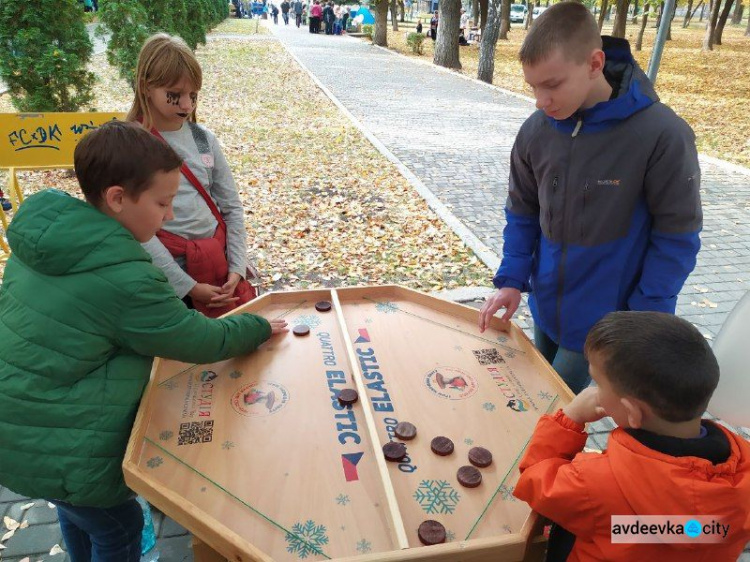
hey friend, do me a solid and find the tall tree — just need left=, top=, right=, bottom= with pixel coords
left=714, top=0, right=736, bottom=43
left=478, top=0, right=502, bottom=82
left=612, top=0, right=630, bottom=36
left=703, top=0, right=722, bottom=49
left=635, top=2, right=650, bottom=49
left=399, top=0, right=405, bottom=21
left=683, top=0, right=695, bottom=26
left=390, top=0, right=399, bottom=30
left=499, top=0, right=511, bottom=38
left=373, top=0, right=389, bottom=46
left=746, top=6, right=750, bottom=34
left=525, top=0, right=534, bottom=28
left=598, top=0, right=610, bottom=30
left=730, top=0, right=743, bottom=23
left=480, top=0, right=489, bottom=29
left=434, top=0, right=462, bottom=69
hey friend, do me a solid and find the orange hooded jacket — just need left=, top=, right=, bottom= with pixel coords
left=514, top=410, right=750, bottom=562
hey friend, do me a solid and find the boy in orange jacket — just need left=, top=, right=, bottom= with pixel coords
left=515, top=311, right=750, bottom=561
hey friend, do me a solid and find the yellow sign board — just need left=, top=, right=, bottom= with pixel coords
left=0, top=112, right=126, bottom=168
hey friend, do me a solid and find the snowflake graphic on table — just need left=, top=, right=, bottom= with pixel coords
left=502, top=525, right=513, bottom=534
left=146, top=456, right=163, bottom=469
left=499, top=485, right=518, bottom=502
left=162, top=379, right=179, bottom=390
left=446, top=530, right=456, bottom=542
left=375, top=301, right=399, bottom=314
left=497, top=335, right=509, bottom=343
left=229, top=370, right=243, bottom=379
left=505, top=351, right=516, bottom=359
left=356, top=539, right=372, bottom=554
left=413, top=480, right=461, bottom=514
left=335, top=494, right=350, bottom=506
left=159, top=430, right=173, bottom=441
left=294, top=315, right=322, bottom=329
left=221, top=441, right=235, bottom=450
left=538, top=390, right=553, bottom=401
left=285, top=520, right=329, bottom=559
left=464, top=438, right=474, bottom=445
left=483, top=402, right=496, bottom=412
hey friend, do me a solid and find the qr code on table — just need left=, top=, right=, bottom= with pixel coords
left=178, top=420, right=214, bottom=446
left=473, top=348, right=506, bottom=366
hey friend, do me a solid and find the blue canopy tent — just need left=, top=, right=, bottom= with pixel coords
left=352, top=6, right=375, bottom=24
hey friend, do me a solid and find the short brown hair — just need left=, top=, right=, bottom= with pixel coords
left=519, top=2, right=602, bottom=65
left=584, top=311, right=719, bottom=423
left=74, top=121, right=182, bottom=207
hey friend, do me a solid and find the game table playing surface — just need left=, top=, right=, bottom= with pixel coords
left=124, top=285, right=574, bottom=561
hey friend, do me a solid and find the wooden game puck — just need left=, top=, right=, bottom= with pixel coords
left=457, top=465, right=482, bottom=488
left=430, top=436, right=454, bottom=456
left=468, top=446, right=493, bottom=468
left=383, top=441, right=407, bottom=462
left=315, top=301, right=332, bottom=312
left=395, top=421, right=417, bottom=441
left=417, top=520, right=446, bottom=546
left=337, top=388, right=359, bottom=406
left=292, top=325, right=310, bottom=336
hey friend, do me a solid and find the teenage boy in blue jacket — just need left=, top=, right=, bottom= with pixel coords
left=478, top=2, right=701, bottom=394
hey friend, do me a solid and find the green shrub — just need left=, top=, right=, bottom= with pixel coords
left=0, top=0, right=96, bottom=112
left=362, top=23, right=374, bottom=37
left=406, top=31, right=425, bottom=54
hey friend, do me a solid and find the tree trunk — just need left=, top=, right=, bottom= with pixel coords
left=480, top=0, right=489, bottom=30
left=730, top=0, right=742, bottom=24
left=714, top=0, right=735, bottom=43
left=699, top=1, right=706, bottom=21
left=703, top=0, right=722, bottom=49
left=390, top=0, right=399, bottom=30
left=667, top=1, right=675, bottom=38
left=478, top=0, right=502, bottom=82
left=598, top=0, right=610, bottom=31
left=612, top=0, right=630, bottom=36
left=524, top=0, right=533, bottom=28
left=399, top=0, right=405, bottom=22
left=635, top=2, right=649, bottom=49
left=632, top=0, right=639, bottom=23
left=434, top=0, right=462, bottom=69
left=746, top=7, right=750, bottom=34
left=683, top=0, right=695, bottom=26
left=499, top=0, right=511, bottom=38
left=472, top=0, right=479, bottom=25
left=655, top=1, right=663, bottom=27
left=373, top=0, right=389, bottom=46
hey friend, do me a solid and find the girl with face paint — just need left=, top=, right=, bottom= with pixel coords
left=127, top=34, right=260, bottom=318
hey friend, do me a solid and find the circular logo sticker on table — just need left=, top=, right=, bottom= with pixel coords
left=424, top=367, right=478, bottom=400
left=231, top=381, right=290, bottom=417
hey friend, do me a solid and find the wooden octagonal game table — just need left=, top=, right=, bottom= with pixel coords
left=124, top=285, right=575, bottom=561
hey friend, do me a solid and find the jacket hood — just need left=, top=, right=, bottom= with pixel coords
left=550, top=36, right=658, bottom=135
left=608, top=423, right=750, bottom=548
left=7, top=189, right=151, bottom=276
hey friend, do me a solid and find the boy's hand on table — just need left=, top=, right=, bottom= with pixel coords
left=221, top=272, right=242, bottom=297
left=563, top=387, right=606, bottom=425
left=478, top=288, right=521, bottom=333
left=269, top=319, right=289, bottom=335
left=189, top=283, right=240, bottom=308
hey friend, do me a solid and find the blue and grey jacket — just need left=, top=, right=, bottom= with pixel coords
left=493, top=37, right=702, bottom=353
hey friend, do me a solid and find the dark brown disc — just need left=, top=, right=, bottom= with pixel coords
left=293, top=325, right=310, bottom=336
left=337, top=388, right=359, bottom=406
left=417, top=520, right=446, bottom=546
left=457, top=465, right=482, bottom=488
left=468, top=446, right=493, bottom=468
left=395, top=421, right=417, bottom=441
left=430, top=436, right=454, bottom=456
left=315, top=301, right=332, bottom=312
left=383, top=441, right=407, bottom=462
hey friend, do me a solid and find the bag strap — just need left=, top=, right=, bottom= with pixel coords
left=149, top=126, right=226, bottom=231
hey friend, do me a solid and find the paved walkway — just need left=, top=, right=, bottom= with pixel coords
left=269, top=22, right=750, bottom=342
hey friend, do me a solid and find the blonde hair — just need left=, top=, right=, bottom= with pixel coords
left=126, top=33, right=203, bottom=130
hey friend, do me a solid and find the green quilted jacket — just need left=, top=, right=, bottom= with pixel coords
left=0, top=189, right=271, bottom=507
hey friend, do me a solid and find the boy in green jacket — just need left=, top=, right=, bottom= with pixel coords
left=0, top=121, right=287, bottom=562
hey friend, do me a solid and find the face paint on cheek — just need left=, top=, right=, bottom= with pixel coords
left=166, top=92, right=180, bottom=106
left=189, top=92, right=198, bottom=105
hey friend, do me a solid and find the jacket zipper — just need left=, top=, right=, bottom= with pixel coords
left=556, top=116, right=583, bottom=343
left=581, top=180, right=589, bottom=239
left=549, top=176, right=558, bottom=238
